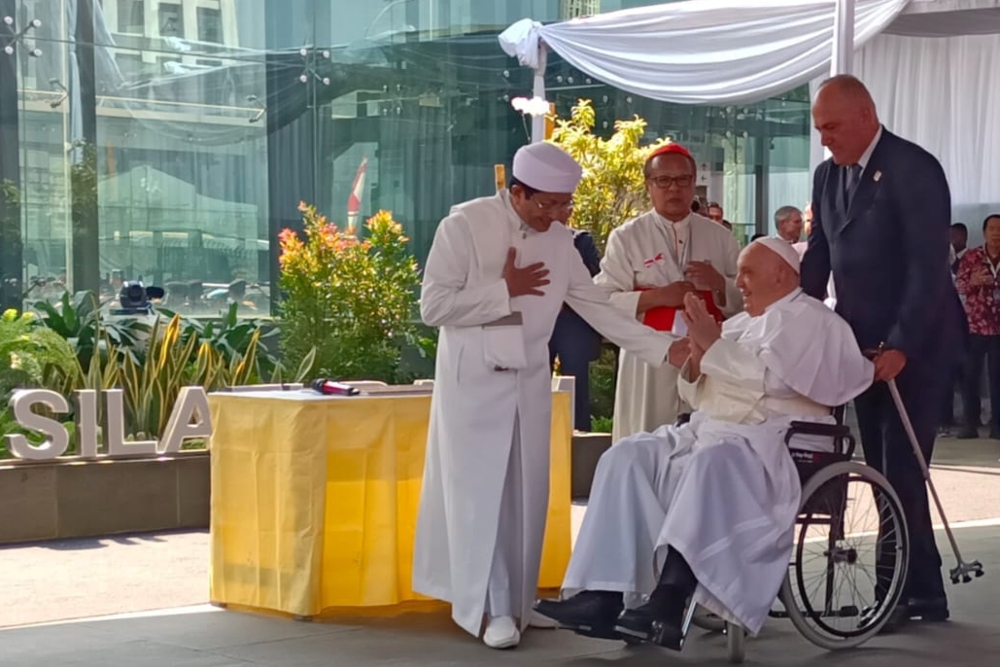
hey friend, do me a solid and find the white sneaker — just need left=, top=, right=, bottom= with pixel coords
left=528, top=610, right=559, bottom=629
left=483, top=615, right=520, bottom=649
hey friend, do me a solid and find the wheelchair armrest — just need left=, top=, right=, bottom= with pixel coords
left=784, top=421, right=856, bottom=457
left=785, top=421, right=851, bottom=438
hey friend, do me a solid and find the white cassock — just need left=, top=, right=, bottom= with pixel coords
left=562, top=288, right=873, bottom=635
left=413, top=191, right=675, bottom=637
left=594, top=211, right=742, bottom=441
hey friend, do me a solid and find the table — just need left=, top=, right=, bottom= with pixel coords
left=207, top=388, right=573, bottom=618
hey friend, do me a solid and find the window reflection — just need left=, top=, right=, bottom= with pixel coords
left=7, top=0, right=811, bottom=317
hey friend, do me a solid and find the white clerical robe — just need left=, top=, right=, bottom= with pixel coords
left=594, top=210, right=742, bottom=441
left=413, top=191, right=675, bottom=638
left=561, top=289, right=873, bottom=635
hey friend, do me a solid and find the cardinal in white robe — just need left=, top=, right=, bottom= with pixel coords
left=413, top=142, right=686, bottom=650
left=535, top=237, right=874, bottom=648
left=594, top=143, right=743, bottom=441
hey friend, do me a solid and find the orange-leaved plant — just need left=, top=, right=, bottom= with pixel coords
left=278, top=202, right=429, bottom=383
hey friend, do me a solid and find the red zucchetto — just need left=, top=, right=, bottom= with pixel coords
left=646, top=142, right=693, bottom=163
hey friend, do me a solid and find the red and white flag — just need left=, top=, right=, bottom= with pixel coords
left=347, top=156, right=368, bottom=232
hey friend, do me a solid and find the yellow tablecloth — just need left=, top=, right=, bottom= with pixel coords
left=207, top=389, right=573, bottom=618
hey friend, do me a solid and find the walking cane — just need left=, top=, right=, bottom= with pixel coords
left=886, top=377, right=985, bottom=584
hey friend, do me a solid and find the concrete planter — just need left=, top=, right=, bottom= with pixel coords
left=0, top=452, right=209, bottom=545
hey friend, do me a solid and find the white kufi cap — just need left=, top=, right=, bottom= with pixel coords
left=752, top=236, right=801, bottom=274
left=511, top=142, right=582, bottom=194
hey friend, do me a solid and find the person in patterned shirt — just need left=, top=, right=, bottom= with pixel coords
left=954, top=214, right=1000, bottom=439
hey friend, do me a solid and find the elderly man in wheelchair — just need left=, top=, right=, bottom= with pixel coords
left=535, top=238, right=885, bottom=655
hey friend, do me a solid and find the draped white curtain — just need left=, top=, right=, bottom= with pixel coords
left=499, top=0, right=911, bottom=105
left=499, top=0, right=1000, bottom=218
left=857, top=30, right=1000, bottom=225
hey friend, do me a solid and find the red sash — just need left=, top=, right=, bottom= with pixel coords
left=638, top=289, right=724, bottom=331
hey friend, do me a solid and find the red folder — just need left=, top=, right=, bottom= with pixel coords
left=638, top=289, right=724, bottom=331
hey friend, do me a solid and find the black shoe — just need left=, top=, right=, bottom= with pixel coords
left=956, top=426, right=979, bottom=439
left=534, top=592, right=624, bottom=640
left=614, top=603, right=684, bottom=650
left=905, top=596, right=949, bottom=622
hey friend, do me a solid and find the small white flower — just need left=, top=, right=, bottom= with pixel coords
left=511, top=96, right=551, bottom=117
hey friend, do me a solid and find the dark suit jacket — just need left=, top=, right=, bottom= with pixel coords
left=801, top=129, right=965, bottom=364
left=550, top=230, right=603, bottom=363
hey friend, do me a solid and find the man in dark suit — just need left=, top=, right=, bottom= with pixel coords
left=801, top=75, right=964, bottom=629
left=549, top=228, right=603, bottom=431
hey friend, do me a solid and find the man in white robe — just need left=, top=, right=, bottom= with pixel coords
left=413, top=142, right=687, bottom=650
left=534, top=237, right=873, bottom=648
left=594, top=143, right=743, bottom=441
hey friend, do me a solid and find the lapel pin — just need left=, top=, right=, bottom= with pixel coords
left=873, top=170, right=882, bottom=182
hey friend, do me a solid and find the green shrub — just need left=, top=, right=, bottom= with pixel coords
left=278, top=203, right=431, bottom=383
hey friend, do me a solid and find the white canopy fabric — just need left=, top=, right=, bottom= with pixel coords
left=498, top=0, right=911, bottom=105
left=500, top=0, right=1000, bottom=211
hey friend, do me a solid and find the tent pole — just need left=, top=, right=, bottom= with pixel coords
left=831, top=0, right=855, bottom=75
left=814, top=0, right=856, bottom=166
left=531, top=43, right=548, bottom=143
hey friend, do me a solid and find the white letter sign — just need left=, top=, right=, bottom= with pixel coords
left=158, top=387, right=212, bottom=454
left=103, top=389, right=158, bottom=457
left=75, top=389, right=100, bottom=459
left=5, top=389, right=71, bottom=460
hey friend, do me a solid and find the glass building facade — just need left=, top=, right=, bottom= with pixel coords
left=0, top=0, right=813, bottom=315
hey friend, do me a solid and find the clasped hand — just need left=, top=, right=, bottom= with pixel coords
left=667, top=293, right=723, bottom=369
left=683, top=260, right=725, bottom=293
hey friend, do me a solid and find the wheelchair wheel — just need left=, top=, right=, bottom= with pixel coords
left=782, top=461, right=909, bottom=650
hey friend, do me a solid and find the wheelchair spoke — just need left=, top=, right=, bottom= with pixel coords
left=786, top=465, right=909, bottom=646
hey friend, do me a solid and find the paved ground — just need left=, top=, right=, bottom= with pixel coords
left=0, top=530, right=210, bottom=628
left=1, top=434, right=998, bottom=665
left=2, top=525, right=998, bottom=667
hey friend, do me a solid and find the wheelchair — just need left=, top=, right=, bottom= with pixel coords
left=671, top=410, right=910, bottom=663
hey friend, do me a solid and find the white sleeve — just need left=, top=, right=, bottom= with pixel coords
left=566, top=250, right=674, bottom=367
left=677, top=359, right=704, bottom=408
left=419, top=215, right=511, bottom=328
left=593, top=228, right=642, bottom=317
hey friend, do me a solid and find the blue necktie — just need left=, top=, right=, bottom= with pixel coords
left=845, top=164, right=861, bottom=205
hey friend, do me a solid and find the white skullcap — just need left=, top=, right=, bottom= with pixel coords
left=511, top=142, right=583, bottom=194
left=751, top=236, right=801, bottom=274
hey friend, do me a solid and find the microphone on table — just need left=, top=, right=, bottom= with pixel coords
left=311, top=378, right=360, bottom=396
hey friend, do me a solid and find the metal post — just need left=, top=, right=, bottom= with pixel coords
left=70, top=0, right=100, bottom=295
left=0, top=0, right=22, bottom=311
left=531, top=43, right=548, bottom=143
left=813, top=0, right=857, bottom=168
left=831, top=0, right=855, bottom=76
